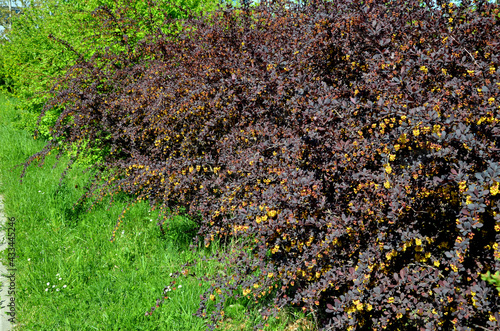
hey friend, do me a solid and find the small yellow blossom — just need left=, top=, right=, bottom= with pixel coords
left=491, top=182, right=499, bottom=196
left=353, top=300, right=363, bottom=310
left=420, top=66, right=428, bottom=74
left=458, top=181, right=467, bottom=193
left=267, top=210, right=277, bottom=218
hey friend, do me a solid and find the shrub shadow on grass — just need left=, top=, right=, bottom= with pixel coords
left=159, top=215, right=200, bottom=250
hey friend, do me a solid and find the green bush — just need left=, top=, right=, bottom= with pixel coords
left=482, top=270, right=500, bottom=293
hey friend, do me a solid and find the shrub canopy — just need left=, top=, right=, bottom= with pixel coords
left=22, top=0, right=500, bottom=329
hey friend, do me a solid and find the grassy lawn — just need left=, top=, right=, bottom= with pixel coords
left=0, top=94, right=313, bottom=330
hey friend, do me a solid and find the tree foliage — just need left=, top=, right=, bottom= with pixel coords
left=0, top=0, right=218, bottom=139
left=22, top=0, right=500, bottom=329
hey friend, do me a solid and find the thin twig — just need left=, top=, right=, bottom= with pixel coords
left=332, top=107, right=343, bottom=118
left=449, top=36, right=479, bottom=67
left=472, top=324, right=494, bottom=331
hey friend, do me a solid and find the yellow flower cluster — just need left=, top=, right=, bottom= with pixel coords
left=491, top=182, right=499, bottom=196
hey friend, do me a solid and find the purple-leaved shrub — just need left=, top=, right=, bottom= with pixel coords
left=22, top=0, right=500, bottom=329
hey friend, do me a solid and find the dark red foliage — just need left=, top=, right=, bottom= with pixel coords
left=22, top=0, right=500, bottom=329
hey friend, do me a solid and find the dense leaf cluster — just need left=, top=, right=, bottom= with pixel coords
left=23, top=0, right=500, bottom=329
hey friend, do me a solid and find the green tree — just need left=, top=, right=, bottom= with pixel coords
left=0, top=0, right=219, bottom=139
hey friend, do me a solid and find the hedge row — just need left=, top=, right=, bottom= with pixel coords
left=22, top=0, right=500, bottom=329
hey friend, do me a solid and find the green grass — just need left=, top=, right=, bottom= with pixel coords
left=0, top=94, right=313, bottom=330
